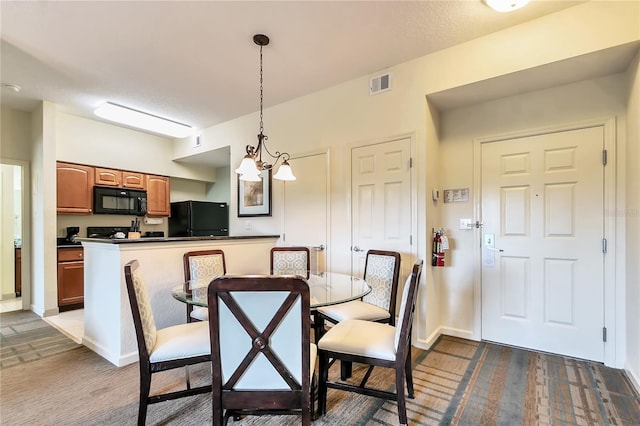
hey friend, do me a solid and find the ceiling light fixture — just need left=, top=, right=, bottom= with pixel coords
left=483, top=0, right=530, bottom=13
left=94, top=102, right=193, bottom=138
left=2, top=83, right=21, bottom=92
left=235, top=34, right=296, bottom=182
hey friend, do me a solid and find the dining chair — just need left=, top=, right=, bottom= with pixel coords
left=317, top=249, right=401, bottom=327
left=207, top=275, right=316, bottom=425
left=316, top=249, right=401, bottom=378
left=124, top=259, right=211, bottom=426
left=317, top=260, right=423, bottom=426
left=270, top=246, right=310, bottom=279
left=183, top=249, right=226, bottom=322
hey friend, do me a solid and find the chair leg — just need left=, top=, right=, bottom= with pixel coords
left=340, top=360, right=353, bottom=380
left=395, top=365, right=408, bottom=426
left=138, top=370, right=152, bottom=426
left=318, top=352, right=329, bottom=415
left=404, top=353, right=414, bottom=398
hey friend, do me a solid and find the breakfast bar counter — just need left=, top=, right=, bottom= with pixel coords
left=80, top=235, right=279, bottom=367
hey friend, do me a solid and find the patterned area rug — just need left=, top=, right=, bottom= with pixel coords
left=0, top=310, right=81, bottom=368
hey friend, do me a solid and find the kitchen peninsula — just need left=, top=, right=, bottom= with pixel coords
left=80, top=235, right=279, bottom=367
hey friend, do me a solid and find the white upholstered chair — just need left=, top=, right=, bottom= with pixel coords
left=270, top=246, right=310, bottom=279
left=317, top=261, right=423, bottom=426
left=317, top=249, right=401, bottom=327
left=124, top=259, right=211, bottom=426
left=207, top=275, right=316, bottom=425
left=183, top=249, right=226, bottom=322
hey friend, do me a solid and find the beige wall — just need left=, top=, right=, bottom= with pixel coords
left=624, top=50, right=640, bottom=387
left=1, top=107, right=31, bottom=160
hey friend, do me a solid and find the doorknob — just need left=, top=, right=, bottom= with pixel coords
left=352, top=246, right=364, bottom=252
left=310, top=244, right=325, bottom=251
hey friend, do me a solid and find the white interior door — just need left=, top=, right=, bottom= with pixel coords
left=481, top=126, right=605, bottom=362
left=351, top=138, right=412, bottom=280
left=282, top=152, right=328, bottom=273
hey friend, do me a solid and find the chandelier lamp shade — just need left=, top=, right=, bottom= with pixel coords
left=235, top=34, right=296, bottom=182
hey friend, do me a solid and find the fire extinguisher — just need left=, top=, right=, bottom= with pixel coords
left=432, top=228, right=446, bottom=267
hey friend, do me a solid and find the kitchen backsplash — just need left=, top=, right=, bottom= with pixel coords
left=57, top=214, right=167, bottom=238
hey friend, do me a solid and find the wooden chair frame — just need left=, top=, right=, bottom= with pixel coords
left=124, top=260, right=211, bottom=426
left=270, top=246, right=310, bottom=279
left=317, top=261, right=423, bottom=426
left=208, top=275, right=313, bottom=426
left=183, top=249, right=226, bottom=322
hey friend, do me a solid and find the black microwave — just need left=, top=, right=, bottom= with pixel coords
left=93, top=186, right=147, bottom=216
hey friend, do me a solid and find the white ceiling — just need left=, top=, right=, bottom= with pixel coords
left=1, top=0, right=590, bottom=137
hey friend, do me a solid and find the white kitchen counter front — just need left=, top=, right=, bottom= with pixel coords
left=80, top=235, right=278, bottom=367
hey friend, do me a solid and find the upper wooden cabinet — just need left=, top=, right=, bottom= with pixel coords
left=146, top=175, right=170, bottom=217
left=95, top=167, right=146, bottom=189
left=57, top=162, right=94, bottom=214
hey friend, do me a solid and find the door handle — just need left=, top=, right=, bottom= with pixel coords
left=310, top=244, right=325, bottom=251
left=486, top=247, right=504, bottom=252
left=352, top=246, right=364, bottom=252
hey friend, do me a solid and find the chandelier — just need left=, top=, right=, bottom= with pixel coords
left=235, top=34, right=296, bottom=182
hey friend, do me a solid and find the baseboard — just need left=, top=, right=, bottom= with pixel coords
left=82, top=336, right=138, bottom=367
left=625, top=364, right=640, bottom=396
left=413, top=326, right=476, bottom=351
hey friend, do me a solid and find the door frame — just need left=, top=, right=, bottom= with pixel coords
left=347, top=132, right=419, bottom=282
left=0, top=159, right=31, bottom=311
left=472, top=117, right=619, bottom=367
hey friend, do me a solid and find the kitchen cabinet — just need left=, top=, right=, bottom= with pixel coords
left=56, top=162, right=94, bottom=214
left=15, top=247, right=21, bottom=297
left=146, top=175, right=170, bottom=216
left=95, top=167, right=146, bottom=189
left=57, top=247, right=84, bottom=309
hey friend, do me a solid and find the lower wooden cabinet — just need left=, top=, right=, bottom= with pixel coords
left=57, top=247, right=84, bottom=309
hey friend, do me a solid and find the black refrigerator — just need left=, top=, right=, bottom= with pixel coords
left=168, top=201, right=229, bottom=237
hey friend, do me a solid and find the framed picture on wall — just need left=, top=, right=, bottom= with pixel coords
left=237, top=169, right=272, bottom=217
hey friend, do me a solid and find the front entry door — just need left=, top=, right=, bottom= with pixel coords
left=351, top=137, right=412, bottom=281
left=481, top=126, right=605, bottom=362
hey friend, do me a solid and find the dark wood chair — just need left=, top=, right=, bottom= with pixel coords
left=270, top=246, right=310, bottom=279
left=124, top=259, right=211, bottom=426
left=207, top=275, right=315, bottom=425
left=317, top=260, right=423, bottom=426
left=183, top=249, right=226, bottom=322
left=316, top=249, right=401, bottom=377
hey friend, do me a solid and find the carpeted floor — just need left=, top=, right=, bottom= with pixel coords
left=1, top=316, right=639, bottom=425
left=0, top=310, right=81, bottom=369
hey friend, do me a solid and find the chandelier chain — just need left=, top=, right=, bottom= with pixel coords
left=259, top=45, right=264, bottom=135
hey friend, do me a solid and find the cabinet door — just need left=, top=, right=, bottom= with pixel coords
left=95, top=167, right=121, bottom=187
left=57, top=260, right=84, bottom=306
left=57, top=162, right=94, bottom=214
left=122, top=171, right=146, bottom=189
left=146, top=175, right=170, bottom=216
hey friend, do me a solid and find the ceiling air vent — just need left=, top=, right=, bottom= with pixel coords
left=369, top=73, right=391, bottom=95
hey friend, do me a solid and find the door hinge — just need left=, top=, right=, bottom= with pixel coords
left=603, top=327, right=607, bottom=342
left=409, top=157, right=413, bottom=168
left=409, top=235, right=412, bottom=245
left=602, top=149, right=607, bottom=166
left=602, top=238, right=608, bottom=254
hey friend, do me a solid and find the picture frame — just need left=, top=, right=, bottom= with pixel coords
left=237, top=169, right=272, bottom=217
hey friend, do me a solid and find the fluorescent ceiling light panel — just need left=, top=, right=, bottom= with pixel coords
left=94, top=102, right=193, bottom=138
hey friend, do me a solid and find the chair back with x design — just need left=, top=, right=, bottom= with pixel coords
left=207, top=275, right=313, bottom=425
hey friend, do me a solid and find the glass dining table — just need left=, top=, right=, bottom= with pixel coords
left=171, top=271, right=371, bottom=340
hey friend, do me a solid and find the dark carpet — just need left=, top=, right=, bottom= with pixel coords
left=1, top=320, right=638, bottom=425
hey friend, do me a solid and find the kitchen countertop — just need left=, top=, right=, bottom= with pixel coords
left=77, top=235, right=280, bottom=244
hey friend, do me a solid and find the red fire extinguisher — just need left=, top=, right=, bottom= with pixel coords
left=432, top=228, right=445, bottom=267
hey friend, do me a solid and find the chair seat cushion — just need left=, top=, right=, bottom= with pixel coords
left=190, top=306, right=209, bottom=321
left=317, top=300, right=390, bottom=323
left=317, top=319, right=396, bottom=361
left=150, top=321, right=210, bottom=362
